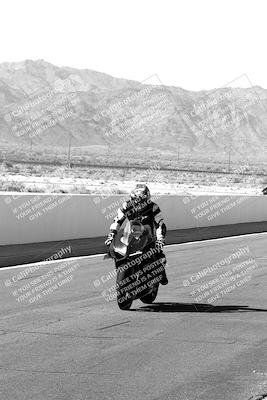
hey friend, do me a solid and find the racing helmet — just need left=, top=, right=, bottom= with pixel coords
left=130, top=184, right=151, bottom=203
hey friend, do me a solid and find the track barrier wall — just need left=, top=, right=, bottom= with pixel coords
left=0, top=194, right=266, bottom=246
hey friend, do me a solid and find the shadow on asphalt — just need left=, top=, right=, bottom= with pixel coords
left=133, top=302, right=267, bottom=313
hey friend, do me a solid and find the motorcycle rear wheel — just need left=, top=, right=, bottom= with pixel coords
left=140, top=285, right=159, bottom=304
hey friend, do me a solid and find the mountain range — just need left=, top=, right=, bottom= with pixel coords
left=0, top=59, right=267, bottom=162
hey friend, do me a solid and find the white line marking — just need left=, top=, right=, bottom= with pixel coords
left=1, top=231, right=267, bottom=271
left=0, top=253, right=105, bottom=271
left=165, top=230, right=267, bottom=248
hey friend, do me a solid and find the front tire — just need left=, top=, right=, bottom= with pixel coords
left=116, top=265, right=133, bottom=310
left=140, top=285, right=159, bottom=304
left=118, top=300, right=132, bottom=310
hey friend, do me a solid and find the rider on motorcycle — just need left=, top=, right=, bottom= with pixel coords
left=105, top=184, right=168, bottom=285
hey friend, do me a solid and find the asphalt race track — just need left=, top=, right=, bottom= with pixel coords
left=0, top=233, right=267, bottom=400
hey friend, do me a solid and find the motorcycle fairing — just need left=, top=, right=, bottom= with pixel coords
left=111, top=219, right=154, bottom=258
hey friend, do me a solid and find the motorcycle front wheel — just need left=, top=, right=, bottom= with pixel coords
left=118, top=299, right=132, bottom=310
left=140, top=285, right=159, bottom=304
left=116, top=266, right=133, bottom=310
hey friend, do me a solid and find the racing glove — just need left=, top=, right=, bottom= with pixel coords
left=155, top=239, right=165, bottom=252
left=105, top=231, right=116, bottom=246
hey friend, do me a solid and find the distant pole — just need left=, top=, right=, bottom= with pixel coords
left=228, top=144, right=231, bottom=172
left=67, top=133, right=72, bottom=168
left=177, top=129, right=180, bottom=164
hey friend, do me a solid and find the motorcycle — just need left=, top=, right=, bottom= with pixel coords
left=109, top=218, right=166, bottom=310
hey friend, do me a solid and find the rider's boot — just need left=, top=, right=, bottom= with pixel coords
left=161, top=268, right=168, bottom=285
left=158, top=252, right=168, bottom=285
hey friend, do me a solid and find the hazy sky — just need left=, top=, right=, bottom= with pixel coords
left=1, top=0, right=266, bottom=90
